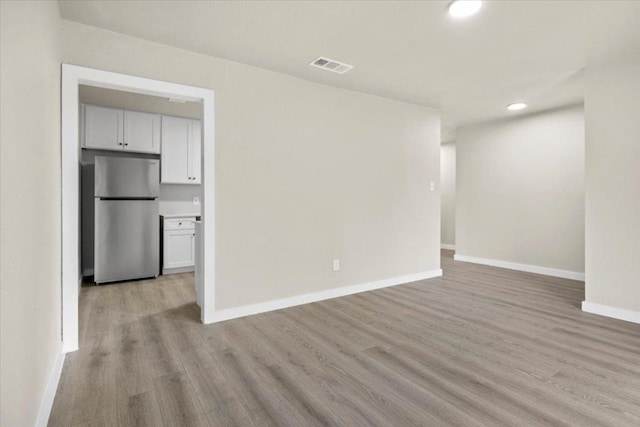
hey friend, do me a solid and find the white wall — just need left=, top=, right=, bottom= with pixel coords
left=440, top=143, right=456, bottom=247
left=584, top=54, right=640, bottom=314
left=159, top=185, right=201, bottom=215
left=0, top=2, right=62, bottom=425
left=61, top=20, right=441, bottom=310
left=456, top=105, right=585, bottom=274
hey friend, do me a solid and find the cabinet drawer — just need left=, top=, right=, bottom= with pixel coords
left=164, top=217, right=196, bottom=230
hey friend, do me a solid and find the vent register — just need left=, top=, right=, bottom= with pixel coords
left=310, top=57, right=354, bottom=74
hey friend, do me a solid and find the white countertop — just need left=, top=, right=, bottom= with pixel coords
left=161, top=213, right=200, bottom=218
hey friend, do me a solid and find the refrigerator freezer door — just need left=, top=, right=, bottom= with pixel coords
left=95, top=199, right=159, bottom=283
left=95, top=156, right=159, bottom=198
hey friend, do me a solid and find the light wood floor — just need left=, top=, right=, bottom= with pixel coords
left=49, top=250, right=640, bottom=426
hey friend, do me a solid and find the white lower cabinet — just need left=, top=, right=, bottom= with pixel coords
left=163, top=216, right=196, bottom=274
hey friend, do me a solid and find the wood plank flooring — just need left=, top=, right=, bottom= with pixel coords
left=49, top=251, right=640, bottom=426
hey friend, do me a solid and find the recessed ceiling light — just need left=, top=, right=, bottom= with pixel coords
left=449, top=0, right=483, bottom=18
left=507, top=102, right=527, bottom=111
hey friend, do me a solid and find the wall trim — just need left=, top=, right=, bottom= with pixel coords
left=163, top=266, right=195, bottom=275
left=35, top=342, right=65, bottom=427
left=582, top=301, right=640, bottom=324
left=210, top=269, right=443, bottom=323
left=441, top=244, right=456, bottom=250
left=453, top=254, right=585, bottom=281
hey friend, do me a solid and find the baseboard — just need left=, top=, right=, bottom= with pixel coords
left=162, top=266, right=195, bottom=275
left=441, top=244, right=456, bottom=250
left=82, top=268, right=94, bottom=277
left=453, top=254, right=585, bottom=281
left=209, top=269, right=443, bottom=323
left=35, top=341, right=66, bottom=427
left=582, top=301, right=640, bottom=324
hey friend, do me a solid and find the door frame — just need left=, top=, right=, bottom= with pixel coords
left=61, top=64, right=215, bottom=353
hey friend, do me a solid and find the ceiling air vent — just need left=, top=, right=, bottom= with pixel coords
left=310, top=57, right=354, bottom=74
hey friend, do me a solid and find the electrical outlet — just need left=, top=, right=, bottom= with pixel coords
left=333, top=259, right=340, bottom=272
left=430, top=182, right=435, bottom=191
left=193, top=197, right=200, bottom=205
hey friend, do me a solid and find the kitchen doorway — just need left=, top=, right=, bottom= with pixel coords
left=61, top=65, right=215, bottom=353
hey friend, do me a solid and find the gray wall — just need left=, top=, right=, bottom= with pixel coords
left=1, top=2, right=62, bottom=426
left=585, top=55, right=640, bottom=313
left=81, top=163, right=95, bottom=274
left=456, top=105, right=585, bottom=274
left=440, top=143, right=456, bottom=247
left=62, top=20, right=442, bottom=310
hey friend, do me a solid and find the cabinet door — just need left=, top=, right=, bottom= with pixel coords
left=164, top=229, right=196, bottom=269
left=124, top=111, right=161, bottom=154
left=84, top=105, right=124, bottom=151
left=189, top=119, right=202, bottom=184
left=161, top=116, right=191, bottom=184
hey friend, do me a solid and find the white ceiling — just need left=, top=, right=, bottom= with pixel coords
left=58, top=1, right=640, bottom=140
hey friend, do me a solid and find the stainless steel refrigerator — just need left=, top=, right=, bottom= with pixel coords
left=94, top=156, right=159, bottom=283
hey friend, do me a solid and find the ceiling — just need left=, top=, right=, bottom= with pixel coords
left=58, top=1, right=640, bottom=140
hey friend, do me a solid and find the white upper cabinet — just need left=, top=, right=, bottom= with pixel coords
left=82, top=104, right=201, bottom=181
left=161, top=116, right=190, bottom=183
left=83, top=104, right=123, bottom=151
left=162, top=116, right=201, bottom=184
left=82, top=104, right=161, bottom=154
left=123, top=111, right=161, bottom=154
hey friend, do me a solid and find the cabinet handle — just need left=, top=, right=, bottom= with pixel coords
left=193, top=233, right=195, bottom=236
left=124, top=143, right=128, bottom=146
left=118, top=142, right=123, bottom=145
left=178, top=222, right=182, bottom=225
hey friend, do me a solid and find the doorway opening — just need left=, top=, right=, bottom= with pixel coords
left=61, top=65, right=215, bottom=353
